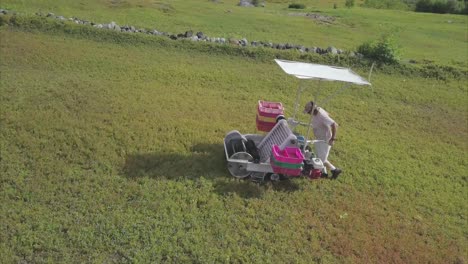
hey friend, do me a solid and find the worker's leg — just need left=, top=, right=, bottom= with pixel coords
left=314, top=142, right=335, bottom=172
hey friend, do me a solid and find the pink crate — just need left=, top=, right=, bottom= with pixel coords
left=272, top=145, right=304, bottom=164
left=271, top=164, right=302, bottom=176
left=256, top=122, right=275, bottom=132
left=257, top=101, right=284, bottom=118
left=256, top=116, right=275, bottom=132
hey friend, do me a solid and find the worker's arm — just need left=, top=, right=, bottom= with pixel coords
left=329, top=122, right=338, bottom=146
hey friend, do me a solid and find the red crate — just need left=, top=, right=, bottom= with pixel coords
left=257, top=101, right=284, bottom=118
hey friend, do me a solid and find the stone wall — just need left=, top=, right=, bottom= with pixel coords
left=0, top=8, right=360, bottom=58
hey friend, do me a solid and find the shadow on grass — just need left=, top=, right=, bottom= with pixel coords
left=122, top=143, right=301, bottom=198
left=123, top=143, right=226, bottom=179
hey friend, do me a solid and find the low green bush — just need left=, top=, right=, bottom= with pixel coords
left=288, top=3, right=306, bottom=9
left=345, top=0, right=355, bottom=8
left=357, top=34, right=400, bottom=65
left=415, top=0, right=466, bottom=14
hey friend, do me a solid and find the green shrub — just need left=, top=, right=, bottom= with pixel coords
left=357, top=34, right=401, bottom=64
left=345, top=0, right=355, bottom=8
left=415, top=0, right=466, bottom=14
left=288, top=3, right=306, bottom=9
left=0, top=14, right=10, bottom=26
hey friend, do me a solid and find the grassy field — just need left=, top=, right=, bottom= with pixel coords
left=1, top=0, right=467, bottom=66
left=1, top=1, right=467, bottom=263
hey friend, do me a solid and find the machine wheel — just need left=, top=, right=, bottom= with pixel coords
left=227, top=152, right=252, bottom=178
left=269, top=173, right=281, bottom=181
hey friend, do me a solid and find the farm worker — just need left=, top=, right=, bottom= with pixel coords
left=303, top=101, right=342, bottom=179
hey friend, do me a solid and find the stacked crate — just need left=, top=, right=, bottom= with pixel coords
left=270, top=145, right=304, bottom=176
left=256, top=100, right=284, bottom=132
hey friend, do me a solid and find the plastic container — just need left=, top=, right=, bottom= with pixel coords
left=271, top=157, right=303, bottom=169
left=257, top=101, right=284, bottom=118
left=272, top=145, right=304, bottom=164
left=271, top=164, right=302, bottom=176
left=256, top=114, right=277, bottom=123
left=256, top=116, right=275, bottom=132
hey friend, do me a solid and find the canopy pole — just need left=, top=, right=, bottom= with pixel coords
left=292, top=80, right=307, bottom=121
left=304, top=80, right=321, bottom=150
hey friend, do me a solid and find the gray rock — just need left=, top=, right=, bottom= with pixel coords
left=170, top=34, right=178, bottom=40
left=278, top=43, right=285, bottom=49
left=327, top=46, right=338, bottom=55
left=95, top=24, right=103, bottom=29
left=238, top=0, right=254, bottom=7
left=229, top=38, right=239, bottom=45
left=190, top=35, right=199, bottom=41
left=114, top=25, right=121, bottom=31
left=130, top=26, right=136, bottom=32
left=47, top=13, right=54, bottom=17
left=220, top=38, right=226, bottom=43
left=251, top=41, right=258, bottom=46
left=285, top=43, right=292, bottom=49
left=349, top=51, right=356, bottom=57
left=240, top=38, right=248, bottom=46
left=337, top=49, right=343, bottom=54
left=196, top=32, right=204, bottom=39
left=184, top=30, right=193, bottom=38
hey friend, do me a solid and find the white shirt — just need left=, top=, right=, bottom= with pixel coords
left=312, top=108, right=336, bottom=141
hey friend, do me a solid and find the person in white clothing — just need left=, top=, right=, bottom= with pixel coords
left=303, top=101, right=342, bottom=179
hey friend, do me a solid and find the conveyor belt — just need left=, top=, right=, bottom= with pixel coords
left=257, top=120, right=297, bottom=162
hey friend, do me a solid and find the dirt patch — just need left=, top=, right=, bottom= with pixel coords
left=288, top=12, right=336, bottom=24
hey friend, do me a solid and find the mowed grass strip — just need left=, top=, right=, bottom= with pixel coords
left=0, top=29, right=466, bottom=263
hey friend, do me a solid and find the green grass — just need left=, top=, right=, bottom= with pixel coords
left=1, top=0, right=467, bottom=66
left=1, top=24, right=467, bottom=263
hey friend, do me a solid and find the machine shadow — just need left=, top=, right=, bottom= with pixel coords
left=122, top=143, right=301, bottom=198
left=123, top=143, right=226, bottom=179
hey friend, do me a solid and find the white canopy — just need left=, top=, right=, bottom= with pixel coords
left=275, top=59, right=371, bottom=86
